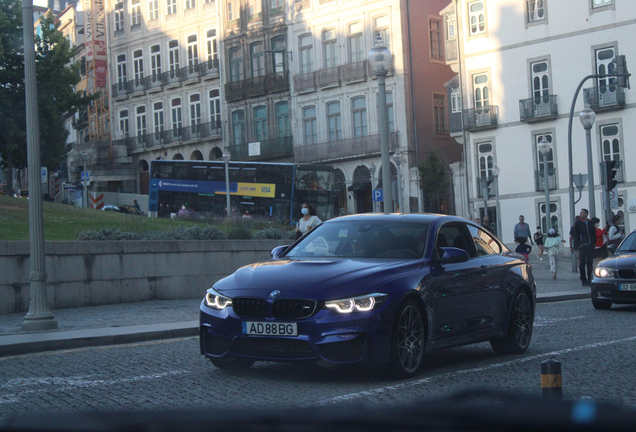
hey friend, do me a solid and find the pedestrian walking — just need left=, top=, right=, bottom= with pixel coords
left=607, top=214, right=624, bottom=250
left=544, top=228, right=566, bottom=279
left=295, top=202, right=321, bottom=239
left=591, top=217, right=608, bottom=268
left=534, top=226, right=544, bottom=260
left=514, top=215, right=534, bottom=246
left=515, top=237, right=532, bottom=261
left=572, top=208, right=596, bottom=286
left=569, top=215, right=581, bottom=268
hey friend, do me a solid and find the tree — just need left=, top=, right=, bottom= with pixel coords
left=418, top=152, right=450, bottom=214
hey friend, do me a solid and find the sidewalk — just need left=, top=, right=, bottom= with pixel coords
left=0, top=254, right=589, bottom=357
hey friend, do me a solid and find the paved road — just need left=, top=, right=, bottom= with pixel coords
left=1, top=298, right=635, bottom=418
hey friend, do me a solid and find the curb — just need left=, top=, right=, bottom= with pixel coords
left=536, top=290, right=590, bottom=303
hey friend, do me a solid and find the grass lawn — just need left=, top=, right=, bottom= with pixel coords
left=0, top=195, right=202, bottom=241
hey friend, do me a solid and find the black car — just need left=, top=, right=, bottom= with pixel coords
left=101, top=204, right=145, bottom=216
left=591, top=230, right=636, bottom=310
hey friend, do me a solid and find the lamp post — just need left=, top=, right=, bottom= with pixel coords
left=580, top=103, right=596, bottom=217
left=222, top=148, right=231, bottom=217
left=368, top=36, right=392, bottom=214
left=538, top=136, right=552, bottom=232
left=369, top=162, right=376, bottom=213
left=393, top=151, right=403, bottom=213
left=78, top=151, right=90, bottom=208
left=491, top=165, right=500, bottom=237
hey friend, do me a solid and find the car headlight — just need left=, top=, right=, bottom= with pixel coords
left=594, top=267, right=614, bottom=278
left=325, top=293, right=388, bottom=314
left=204, top=289, right=232, bottom=310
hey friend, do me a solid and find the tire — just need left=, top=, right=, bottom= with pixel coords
left=491, top=290, right=533, bottom=355
left=592, top=299, right=612, bottom=310
left=210, top=355, right=255, bottom=370
left=390, top=300, right=425, bottom=378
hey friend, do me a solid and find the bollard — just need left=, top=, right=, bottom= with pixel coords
left=541, top=359, right=562, bottom=398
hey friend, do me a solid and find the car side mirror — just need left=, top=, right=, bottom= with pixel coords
left=271, top=245, right=290, bottom=259
left=436, top=247, right=469, bottom=264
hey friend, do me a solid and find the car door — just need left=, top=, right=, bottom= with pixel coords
left=426, top=222, right=492, bottom=345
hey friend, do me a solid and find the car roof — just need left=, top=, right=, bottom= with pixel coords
left=323, top=213, right=471, bottom=225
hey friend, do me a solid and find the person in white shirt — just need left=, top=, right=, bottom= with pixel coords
left=296, top=202, right=322, bottom=239
left=607, top=214, right=624, bottom=249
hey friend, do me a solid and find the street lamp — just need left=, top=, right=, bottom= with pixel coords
left=580, top=103, right=596, bottom=217
left=369, top=162, right=376, bottom=213
left=491, top=165, right=500, bottom=237
left=77, top=151, right=90, bottom=208
left=222, top=148, right=231, bottom=217
left=392, top=150, right=403, bottom=213
left=368, top=36, right=392, bottom=214
left=537, top=136, right=552, bottom=232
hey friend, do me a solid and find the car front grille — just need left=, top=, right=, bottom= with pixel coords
left=202, top=331, right=232, bottom=356
left=617, top=269, right=636, bottom=279
left=232, top=298, right=268, bottom=318
left=232, top=297, right=317, bottom=319
left=318, top=335, right=367, bottom=363
left=273, top=300, right=316, bottom=319
left=231, top=337, right=316, bottom=359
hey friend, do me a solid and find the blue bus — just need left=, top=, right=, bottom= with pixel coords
left=149, top=160, right=336, bottom=223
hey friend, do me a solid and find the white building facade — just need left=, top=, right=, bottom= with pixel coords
left=442, top=0, right=635, bottom=243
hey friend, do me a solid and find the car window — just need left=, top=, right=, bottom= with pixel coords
left=437, top=223, right=477, bottom=258
left=468, top=225, right=501, bottom=255
left=617, top=232, right=636, bottom=252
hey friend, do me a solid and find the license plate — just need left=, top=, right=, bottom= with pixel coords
left=242, top=322, right=298, bottom=336
left=619, top=283, right=636, bottom=291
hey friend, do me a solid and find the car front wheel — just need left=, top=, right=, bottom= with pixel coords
left=210, top=355, right=255, bottom=370
left=491, top=290, right=533, bottom=355
left=592, top=299, right=612, bottom=310
left=390, top=300, right=425, bottom=377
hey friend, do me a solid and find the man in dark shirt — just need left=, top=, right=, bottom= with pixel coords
left=573, top=209, right=596, bottom=286
left=569, top=215, right=581, bottom=267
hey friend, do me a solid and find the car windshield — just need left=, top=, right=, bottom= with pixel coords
left=285, top=220, right=429, bottom=259
left=617, top=232, right=636, bottom=253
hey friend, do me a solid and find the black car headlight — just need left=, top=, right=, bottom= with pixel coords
left=325, top=293, right=388, bottom=314
left=204, top=289, right=232, bottom=310
left=594, top=267, right=614, bottom=278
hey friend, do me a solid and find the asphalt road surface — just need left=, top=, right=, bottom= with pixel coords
left=1, top=299, right=635, bottom=417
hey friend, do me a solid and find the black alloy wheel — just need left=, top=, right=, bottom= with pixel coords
left=210, top=354, right=255, bottom=370
left=390, top=300, right=425, bottom=377
left=592, top=299, right=612, bottom=310
left=491, top=290, right=533, bottom=355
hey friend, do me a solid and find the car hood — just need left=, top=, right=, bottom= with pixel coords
left=600, top=253, right=636, bottom=269
left=213, top=258, right=425, bottom=300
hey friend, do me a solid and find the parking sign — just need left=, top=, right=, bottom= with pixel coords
left=373, top=189, right=383, bottom=202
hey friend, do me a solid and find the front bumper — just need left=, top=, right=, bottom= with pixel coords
left=591, top=280, right=636, bottom=304
left=199, top=300, right=396, bottom=365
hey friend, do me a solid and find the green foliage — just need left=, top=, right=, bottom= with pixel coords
left=417, top=152, right=450, bottom=213
left=76, top=228, right=142, bottom=241
left=76, top=225, right=228, bottom=241
left=253, top=228, right=286, bottom=240
left=227, top=225, right=252, bottom=240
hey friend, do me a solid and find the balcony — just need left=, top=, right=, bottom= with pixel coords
left=199, top=59, right=220, bottom=80
left=224, top=71, right=290, bottom=101
left=118, top=120, right=223, bottom=153
left=245, top=76, right=267, bottom=97
left=445, top=39, right=458, bottom=63
left=229, top=136, right=293, bottom=161
left=203, top=0, right=215, bottom=11
left=225, top=81, right=245, bottom=101
left=342, top=60, right=367, bottom=83
left=449, top=111, right=462, bottom=135
left=266, top=71, right=289, bottom=93
left=534, top=170, right=558, bottom=192
left=519, top=95, right=558, bottom=122
left=317, top=65, right=341, bottom=88
left=294, top=71, right=316, bottom=93
left=462, top=106, right=498, bottom=131
left=180, top=63, right=200, bottom=82
left=114, top=28, right=125, bottom=38
left=294, top=131, right=399, bottom=164
left=583, top=86, right=625, bottom=112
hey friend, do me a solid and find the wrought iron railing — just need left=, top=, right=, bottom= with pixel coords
left=267, top=71, right=289, bottom=93
left=583, top=86, right=625, bottom=111
left=519, top=95, right=558, bottom=122
left=342, top=60, right=367, bottom=82
left=116, top=121, right=223, bottom=153
left=317, top=65, right=341, bottom=87
left=294, top=71, right=316, bottom=92
left=462, top=106, right=498, bottom=131
left=225, top=81, right=245, bottom=101
left=449, top=111, right=462, bottom=134
left=228, top=136, right=293, bottom=160
left=245, top=76, right=267, bottom=97
left=294, top=131, right=399, bottom=163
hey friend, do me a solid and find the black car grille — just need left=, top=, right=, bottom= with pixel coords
left=273, top=300, right=316, bottom=319
left=232, top=297, right=317, bottom=319
left=202, top=331, right=232, bottom=356
left=231, top=337, right=316, bottom=359
left=617, top=269, right=636, bottom=279
left=232, top=298, right=268, bottom=318
left=318, top=335, right=367, bottom=363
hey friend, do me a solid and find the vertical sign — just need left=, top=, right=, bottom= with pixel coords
left=83, top=0, right=93, bottom=62
left=93, top=0, right=107, bottom=88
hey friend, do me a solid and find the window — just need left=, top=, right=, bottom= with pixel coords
left=119, top=110, right=129, bottom=136
left=209, top=89, right=221, bottom=126
left=373, top=16, right=390, bottom=47
left=275, top=102, right=290, bottom=137
left=148, top=0, right=158, bottom=20
left=539, top=201, right=559, bottom=232
left=136, top=105, right=147, bottom=137
left=171, top=98, right=182, bottom=131
left=150, top=45, right=161, bottom=79
left=477, top=141, right=494, bottom=180
left=348, top=22, right=363, bottom=63
left=232, top=110, right=246, bottom=145
left=153, top=102, right=164, bottom=133
left=600, top=124, right=622, bottom=181
left=133, top=49, right=144, bottom=83
left=531, top=60, right=550, bottom=106
left=229, top=47, right=243, bottom=82
left=446, top=14, right=456, bottom=41
left=451, top=87, right=461, bottom=113
left=227, top=0, right=237, bottom=20
left=473, top=72, right=489, bottom=108
left=248, top=0, right=261, bottom=19
left=434, top=95, right=446, bottom=134
left=116, top=54, right=127, bottom=87
left=253, top=106, right=268, bottom=141
left=468, top=225, right=501, bottom=255
left=270, top=0, right=283, bottom=6
left=299, top=35, right=313, bottom=73
left=323, top=29, right=337, bottom=68
left=187, top=34, right=198, bottom=69
left=168, top=40, right=180, bottom=77
left=351, top=96, right=367, bottom=137
left=271, top=37, right=286, bottom=73
left=468, top=0, right=485, bottom=36
left=592, top=0, right=612, bottom=8
left=326, top=101, right=342, bottom=142
left=535, top=133, right=554, bottom=176
left=596, top=47, right=617, bottom=94
left=303, top=107, right=317, bottom=144
left=114, top=2, right=124, bottom=31
left=185, top=0, right=195, bottom=9
left=166, top=0, right=177, bottom=15
left=206, top=29, right=218, bottom=63
left=251, top=43, right=264, bottom=77
left=131, top=0, right=141, bottom=26
left=190, top=94, right=201, bottom=126
left=527, top=0, right=545, bottom=23
left=430, top=19, right=443, bottom=59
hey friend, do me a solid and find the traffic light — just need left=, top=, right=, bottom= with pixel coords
left=605, top=160, right=618, bottom=191
left=615, top=55, right=630, bottom=89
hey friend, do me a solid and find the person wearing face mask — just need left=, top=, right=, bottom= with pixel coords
left=591, top=217, right=608, bottom=268
left=295, top=202, right=321, bottom=239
